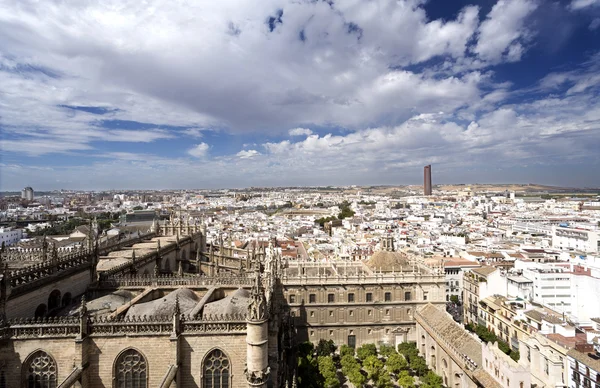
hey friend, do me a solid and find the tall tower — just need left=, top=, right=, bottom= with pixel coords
left=424, top=165, right=432, bottom=196
left=246, top=269, right=270, bottom=388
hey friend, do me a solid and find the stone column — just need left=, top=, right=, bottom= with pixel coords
left=246, top=271, right=270, bottom=388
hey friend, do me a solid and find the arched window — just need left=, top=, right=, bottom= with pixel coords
left=203, top=349, right=230, bottom=388
left=115, top=349, right=147, bottom=388
left=35, top=304, right=47, bottom=318
left=48, top=290, right=61, bottom=311
left=22, top=350, right=57, bottom=388
left=61, top=293, right=72, bottom=307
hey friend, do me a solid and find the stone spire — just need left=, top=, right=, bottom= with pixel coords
left=246, top=268, right=270, bottom=388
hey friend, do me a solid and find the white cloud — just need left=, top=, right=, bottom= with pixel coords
left=474, top=0, right=538, bottom=63
left=0, top=0, right=492, bottom=136
left=570, top=0, right=600, bottom=10
left=288, top=128, right=313, bottom=136
left=236, top=149, right=261, bottom=159
left=187, top=143, right=210, bottom=158
left=590, top=18, right=600, bottom=30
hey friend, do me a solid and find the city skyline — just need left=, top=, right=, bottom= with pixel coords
left=1, top=0, right=600, bottom=190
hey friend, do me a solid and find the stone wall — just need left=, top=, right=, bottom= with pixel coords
left=6, top=269, right=90, bottom=319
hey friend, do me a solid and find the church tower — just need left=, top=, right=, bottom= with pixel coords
left=246, top=268, right=270, bottom=388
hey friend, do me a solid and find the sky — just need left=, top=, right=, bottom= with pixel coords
left=1, top=0, right=600, bottom=191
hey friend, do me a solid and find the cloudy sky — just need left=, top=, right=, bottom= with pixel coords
left=1, top=0, right=600, bottom=190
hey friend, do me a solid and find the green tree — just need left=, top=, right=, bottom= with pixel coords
left=510, top=350, right=520, bottom=362
left=318, top=356, right=340, bottom=388
left=340, top=344, right=355, bottom=358
left=341, top=355, right=358, bottom=375
left=397, top=342, right=419, bottom=362
left=409, top=355, right=429, bottom=376
left=347, top=368, right=366, bottom=387
left=375, top=369, right=393, bottom=388
left=356, top=343, right=378, bottom=361
left=363, top=355, right=384, bottom=379
left=397, top=370, right=415, bottom=388
left=450, top=295, right=459, bottom=304
left=379, top=344, right=397, bottom=357
left=316, top=339, right=337, bottom=357
left=421, top=371, right=443, bottom=388
left=385, top=353, right=407, bottom=374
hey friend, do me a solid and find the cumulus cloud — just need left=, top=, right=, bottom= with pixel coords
left=1, top=0, right=598, bottom=189
left=288, top=128, right=313, bottom=136
left=236, top=149, right=261, bottom=159
left=188, top=143, right=210, bottom=158
left=474, top=0, right=538, bottom=63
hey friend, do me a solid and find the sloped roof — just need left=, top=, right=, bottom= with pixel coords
left=471, top=266, right=497, bottom=276
left=126, top=288, right=200, bottom=318
left=202, top=288, right=250, bottom=317
left=418, top=303, right=483, bottom=366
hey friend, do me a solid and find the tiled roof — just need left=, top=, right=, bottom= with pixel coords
left=567, top=348, right=600, bottom=372
left=418, top=303, right=483, bottom=366
left=471, top=266, right=497, bottom=276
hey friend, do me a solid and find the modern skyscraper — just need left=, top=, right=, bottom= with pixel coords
left=424, top=165, right=432, bottom=195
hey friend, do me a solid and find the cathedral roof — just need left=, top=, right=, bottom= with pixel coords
left=126, top=288, right=200, bottom=318
left=365, top=250, right=411, bottom=272
left=202, top=288, right=251, bottom=318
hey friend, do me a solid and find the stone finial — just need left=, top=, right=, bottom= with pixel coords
left=79, top=295, right=88, bottom=317
left=248, top=270, right=268, bottom=322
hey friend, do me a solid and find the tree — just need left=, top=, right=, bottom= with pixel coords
left=397, top=342, right=419, bottom=362
left=297, top=342, right=323, bottom=388
left=409, top=355, right=429, bottom=376
left=397, top=370, right=415, bottom=388
left=450, top=295, right=460, bottom=304
left=421, top=371, right=443, bottom=388
left=375, top=369, right=393, bottom=388
left=356, top=343, right=378, bottom=361
left=340, top=344, right=355, bottom=358
left=318, top=356, right=340, bottom=388
left=338, top=201, right=355, bottom=220
left=510, top=350, right=520, bottom=362
left=316, top=339, right=337, bottom=357
left=379, top=344, right=397, bottom=357
left=385, top=353, right=407, bottom=374
left=363, top=355, right=384, bottom=379
left=347, top=368, right=366, bottom=387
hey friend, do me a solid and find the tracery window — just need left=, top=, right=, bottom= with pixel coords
left=23, top=350, right=57, bottom=388
left=115, top=349, right=147, bottom=388
left=203, top=349, right=230, bottom=388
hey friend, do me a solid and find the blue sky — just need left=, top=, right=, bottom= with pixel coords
left=1, top=0, right=600, bottom=190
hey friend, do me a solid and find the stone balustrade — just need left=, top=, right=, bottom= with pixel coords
left=0, top=312, right=248, bottom=339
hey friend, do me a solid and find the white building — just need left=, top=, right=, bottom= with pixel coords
left=552, top=226, right=599, bottom=253
left=521, top=267, right=572, bottom=313
left=0, top=227, right=23, bottom=247
left=443, top=258, right=481, bottom=302
left=482, top=341, right=531, bottom=388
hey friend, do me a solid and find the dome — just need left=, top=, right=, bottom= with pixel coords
left=365, top=251, right=411, bottom=272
